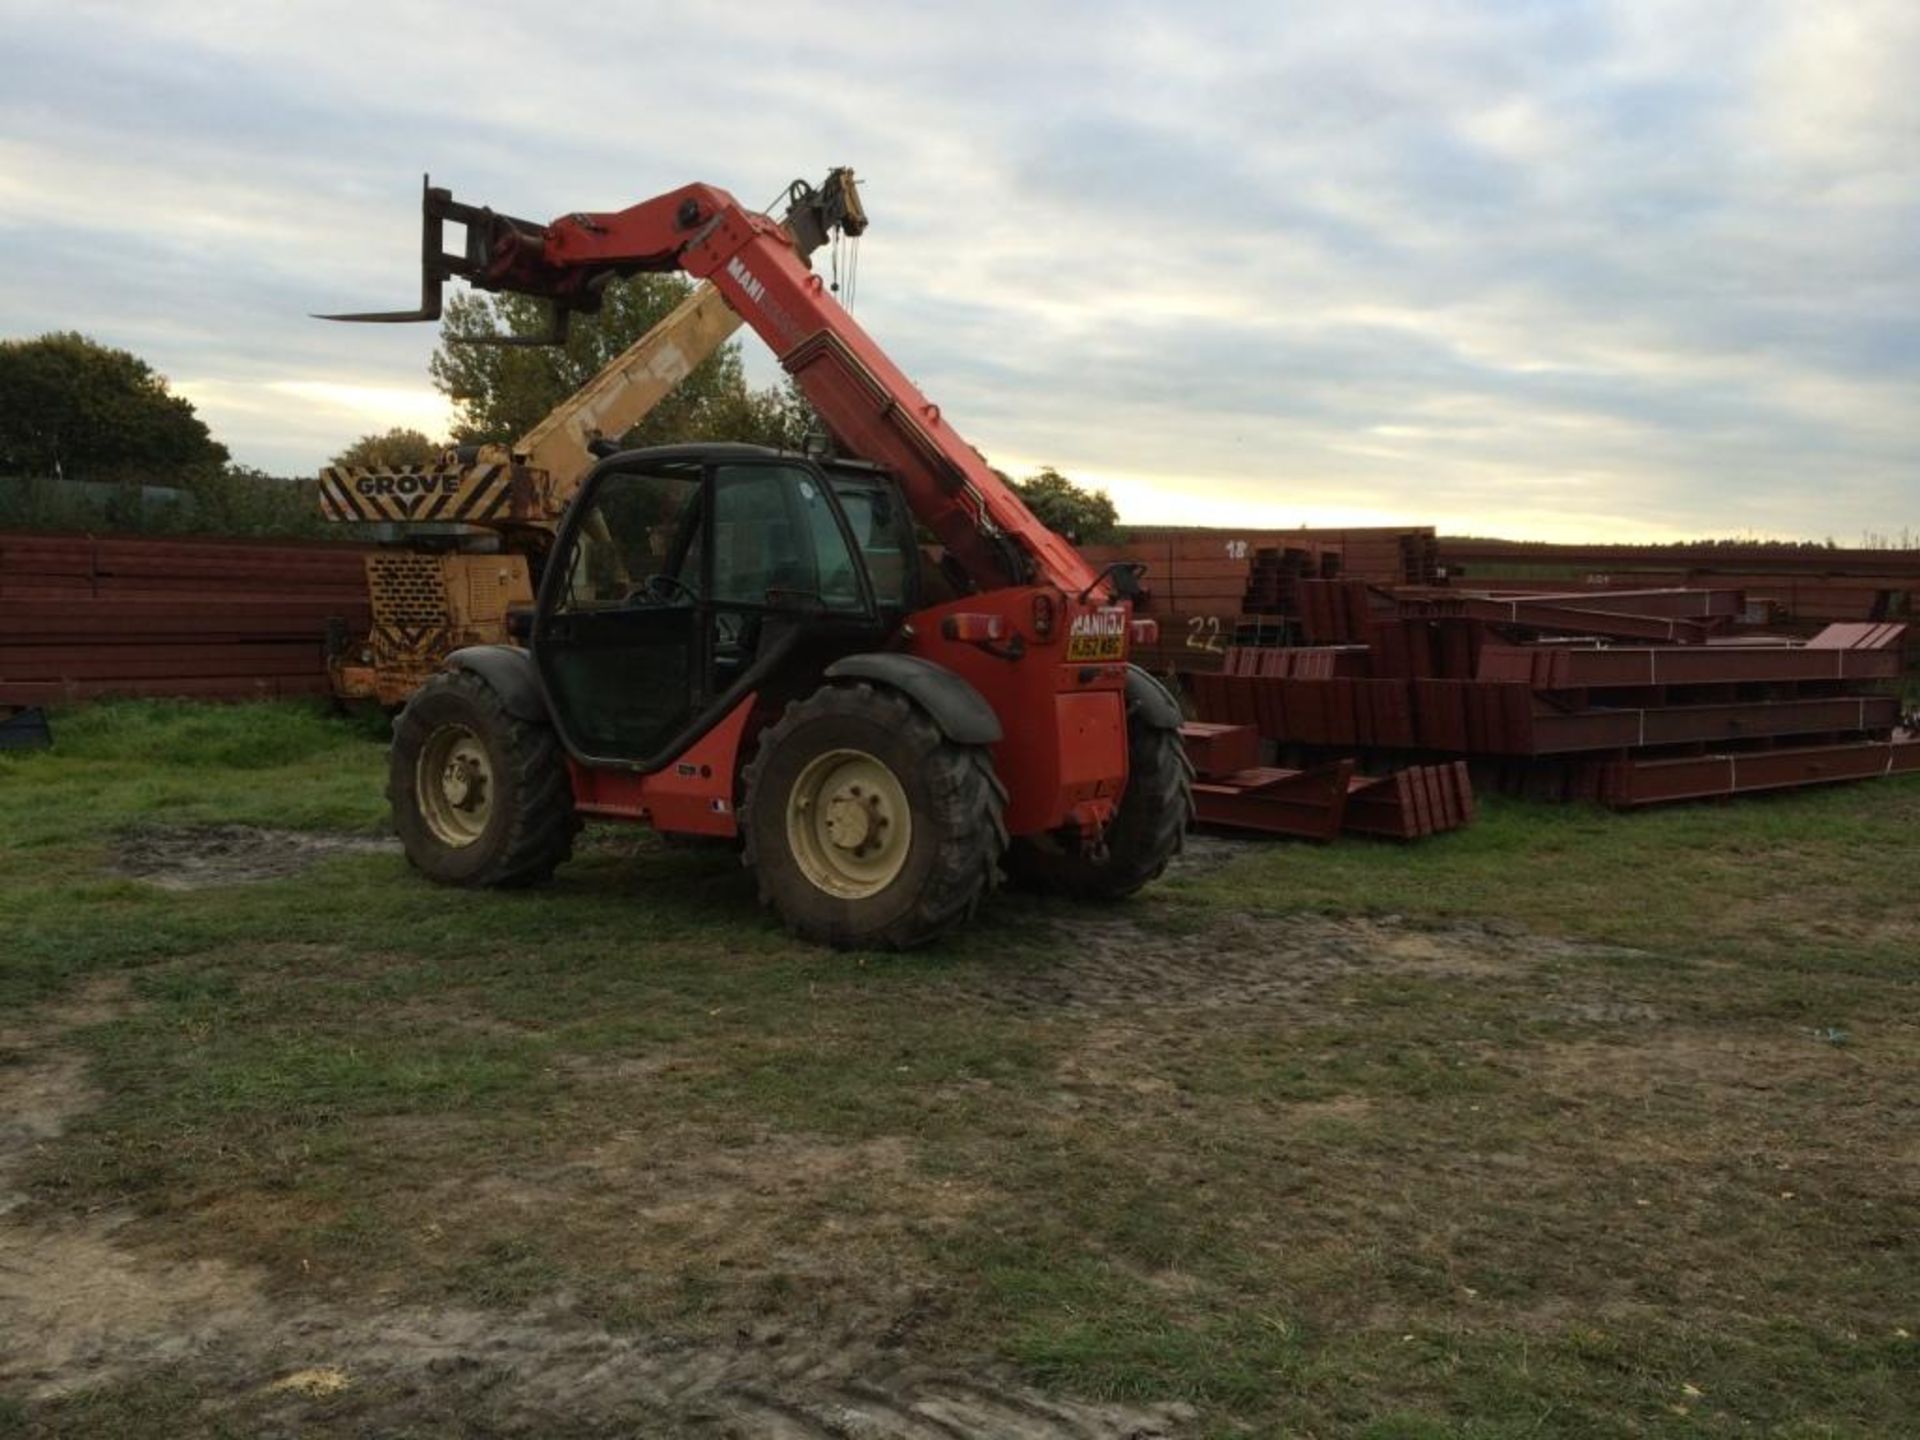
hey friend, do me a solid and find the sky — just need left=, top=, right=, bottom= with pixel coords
left=1, top=0, right=1915, bottom=543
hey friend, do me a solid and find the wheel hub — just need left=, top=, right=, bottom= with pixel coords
left=787, top=750, right=911, bottom=898
left=416, top=724, right=495, bottom=847
left=824, top=792, right=876, bottom=851
left=441, top=755, right=486, bottom=810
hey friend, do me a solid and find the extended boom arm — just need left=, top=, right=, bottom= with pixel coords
left=325, top=173, right=1097, bottom=596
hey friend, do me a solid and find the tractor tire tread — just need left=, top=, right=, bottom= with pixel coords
left=389, top=668, right=576, bottom=888
left=741, top=681, right=1004, bottom=949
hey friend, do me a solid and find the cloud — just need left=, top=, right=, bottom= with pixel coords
left=0, top=0, right=1914, bottom=541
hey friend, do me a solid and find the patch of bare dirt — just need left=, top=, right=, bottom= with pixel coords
left=1532, top=998, right=1663, bottom=1025
left=0, top=979, right=264, bottom=1393
left=981, top=913, right=1642, bottom=1014
left=1534, top=1032, right=1869, bottom=1097
left=0, top=981, right=1188, bottom=1438
left=1162, top=831, right=1257, bottom=876
left=110, top=823, right=397, bottom=889
left=0, top=975, right=132, bottom=1219
left=577, top=1129, right=982, bottom=1214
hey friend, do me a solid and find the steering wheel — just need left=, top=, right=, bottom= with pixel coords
left=640, top=572, right=699, bottom=604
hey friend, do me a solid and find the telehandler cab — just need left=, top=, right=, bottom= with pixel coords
left=325, top=172, right=1192, bottom=947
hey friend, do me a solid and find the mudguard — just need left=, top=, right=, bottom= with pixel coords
left=824, top=653, right=1003, bottom=746
left=1124, top=664, right=1184, bottom=730
left=443, top=645, right=547, bottom=723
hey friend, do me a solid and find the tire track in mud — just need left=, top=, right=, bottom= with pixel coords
left=0, top=984, right=1188, bottom=1438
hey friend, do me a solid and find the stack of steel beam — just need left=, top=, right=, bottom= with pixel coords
left=1184, top=585, right=1917, bottom=807
left=1294, top=580, right=1376, bottom=644
left=1, top=530, right=371, bottom=705
left=1078, top=525, right=1437, bottom=673
left=1435, top=538, right=1920, bottom=664
left=1179, top=722, right=1477, bottom=841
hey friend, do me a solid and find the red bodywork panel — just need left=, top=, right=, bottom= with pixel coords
left=905, top=588, right=1130, bottom=835
left=473, top=181, right=1133, bottom=838
left=568, top=694, right=755, bottom=837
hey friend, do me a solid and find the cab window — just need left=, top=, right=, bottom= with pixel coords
left=557, top=466, right=700, bottom=612
left=829, top=479, right=913, bottom=610
left=711, top=464, right=866, bottom=613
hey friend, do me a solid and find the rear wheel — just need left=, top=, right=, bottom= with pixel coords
left=389, top=669, right=576, bottom=888
left=1003, top=712, right=1193, bottom=901
left=743, top=683, right=1005, bottom=949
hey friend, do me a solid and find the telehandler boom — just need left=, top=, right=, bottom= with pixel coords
left=317, top=172, right=862, bottom=705
left=324, top=170, right=1190, bottom=947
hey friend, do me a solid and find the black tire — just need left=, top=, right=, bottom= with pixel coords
left=741, top=682, right=1006, bottom=950
left=1003, top=711, right=1194, bottom=901
left=389, top=669, right=577, bottom=888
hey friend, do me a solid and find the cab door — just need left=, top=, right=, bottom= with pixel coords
left=706, top=459, right=879, bottom=698
left=533, top=461, right=705, bottom=763
left=535, top=455, right=882, bottom=767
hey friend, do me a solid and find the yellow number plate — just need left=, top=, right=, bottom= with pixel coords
left=1066, top=607, right=1128, bottom=661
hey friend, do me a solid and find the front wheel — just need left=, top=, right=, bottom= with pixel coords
left=742, top=682, right=1006, bottom=949
left=389, top=669, right=577, bottom=888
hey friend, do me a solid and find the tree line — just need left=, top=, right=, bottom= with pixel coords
left=0, top=276, right=1118, bottom=541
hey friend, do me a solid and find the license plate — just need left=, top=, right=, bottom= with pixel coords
left=1066, top=606, right=1127, bottom=661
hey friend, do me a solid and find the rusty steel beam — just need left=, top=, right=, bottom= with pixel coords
left=1179, top=721, right=1261, bottom=779
left=1477, top=641, right=1903, bottom=688
left=0, top=675, right=334, bottom=704
left=1191, top=760, right=1357, bottom=841
left=1342, top=762, right=1477, bottom=839
left=1398, top=595, right=1715, bottom=644
left=1401, top=585, right=1747, bottom=620
left=1529, top=694, right=1900, bottom=755
left=1598, top=737, right=1920, bottom=807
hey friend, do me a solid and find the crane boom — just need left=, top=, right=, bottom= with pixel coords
left=329, top=176, right=1099, bottom=597
left=513, top=281, right=741, bottom=499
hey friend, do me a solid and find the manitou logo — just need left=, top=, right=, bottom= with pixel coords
left=725, top=256, right=767, bottom=305
left=1069, top=608, right=1127, bottom=640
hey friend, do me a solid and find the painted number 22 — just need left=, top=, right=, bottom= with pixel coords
left=1185, top=615, right=1224, bottom=654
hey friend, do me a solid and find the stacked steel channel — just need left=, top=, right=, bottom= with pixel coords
left=1436, top=538, right=1920, bottom=666
left=0, top=530, right=372, bottom=705
left=1187, top=586, right=1918, bottom=807
left=1079, top=525, right=1438, bottom=673
left=1179, top=719, right=1476, bottom=841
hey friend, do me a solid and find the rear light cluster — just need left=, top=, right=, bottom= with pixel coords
left=1031, top=592, right=1058, bottom=640
left=940, top=612, right=1007, bottom=642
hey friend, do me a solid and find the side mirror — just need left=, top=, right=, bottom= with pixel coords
left=505, top=604, right=536, bottom=644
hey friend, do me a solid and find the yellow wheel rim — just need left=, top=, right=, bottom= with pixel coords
left=786, top=748, right=912, bottom=899
left=416, top=723, right=494, bottom=847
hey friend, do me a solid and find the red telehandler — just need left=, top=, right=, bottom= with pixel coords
left=323, top=171, right=1191, bottom=947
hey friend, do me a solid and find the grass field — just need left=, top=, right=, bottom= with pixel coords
left=2, top=700, right=1916, bottom=1438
